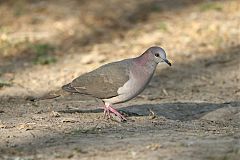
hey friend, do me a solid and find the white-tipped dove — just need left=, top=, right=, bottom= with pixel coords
left=62, top=46, right=171, bottom=121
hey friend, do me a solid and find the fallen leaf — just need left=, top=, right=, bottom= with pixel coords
left=0, top=121, right=6, bottom=128
left=51, top=111, right=61, bottom=117
left=146, top=144, right=161, bottom=151
left=17, top=123, right=35, bottom=131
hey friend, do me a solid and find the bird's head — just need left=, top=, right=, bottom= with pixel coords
left=147, top=46, right=171, bottom=66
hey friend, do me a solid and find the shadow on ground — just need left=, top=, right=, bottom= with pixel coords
left=0, top=100, right=239, bottom=158
left=58, top=101, right=240, bottom=121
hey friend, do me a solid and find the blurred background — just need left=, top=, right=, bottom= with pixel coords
left=0, top=1, right=240, bottom=159
left=0, top=0, right=239, bottom=99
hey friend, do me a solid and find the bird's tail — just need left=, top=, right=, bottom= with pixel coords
left=26, top=89, right=69, bottom=101
left=62, top=83, right=78, bottom=93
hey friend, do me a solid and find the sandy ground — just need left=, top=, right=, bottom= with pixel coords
left=0, top=0, right=240, bottom=159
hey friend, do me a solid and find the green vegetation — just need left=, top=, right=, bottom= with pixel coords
left=30, top=43, right=57, bottom=65
left=199, top=2, right=223, bottom=12
left=151, top=4, right=162, bottom=12
left=0, top=79, right=11, bottom=88
left=158, top=22, right=168, bottom=32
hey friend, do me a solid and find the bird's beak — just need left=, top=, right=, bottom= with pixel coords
left=164, top=59, right=171, bottom=66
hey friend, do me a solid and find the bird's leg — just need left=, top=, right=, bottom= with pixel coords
left=104, top=103, right=127, bottom=121
left=103, top=105, right=111, bottom=119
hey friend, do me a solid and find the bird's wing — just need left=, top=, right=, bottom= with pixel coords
left=63, top=60, right=131, bottom=99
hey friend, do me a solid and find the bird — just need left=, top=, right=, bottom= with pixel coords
left=61, top=46, right=171, bottom=121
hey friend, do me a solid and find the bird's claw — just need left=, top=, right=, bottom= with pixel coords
left=104, top=104, right=127, bottom=121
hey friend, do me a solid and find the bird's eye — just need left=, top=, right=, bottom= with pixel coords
left=155, top=53, right=160, bottom=57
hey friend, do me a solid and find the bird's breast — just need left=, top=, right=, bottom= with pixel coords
left=117, top=65, right=155, bottom=101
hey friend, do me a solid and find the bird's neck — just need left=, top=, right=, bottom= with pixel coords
left=134, top=53, right=157, bottom=73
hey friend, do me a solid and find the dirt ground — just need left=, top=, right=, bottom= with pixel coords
left=0, top=0, right=240, bottom=159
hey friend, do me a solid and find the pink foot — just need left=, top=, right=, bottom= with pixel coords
left=104, top=103, right=127, bottom=121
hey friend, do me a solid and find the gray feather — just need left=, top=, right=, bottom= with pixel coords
left=63, top=59, right=131, bottom=99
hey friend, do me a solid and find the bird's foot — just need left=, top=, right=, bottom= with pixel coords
left=104, top=103, right=127, bottom=121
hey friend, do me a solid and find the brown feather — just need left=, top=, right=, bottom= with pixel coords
left=66, top=60, right=131, bottom=99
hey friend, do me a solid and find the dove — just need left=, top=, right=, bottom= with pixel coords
left=61, top=46, right=171, bottom=121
